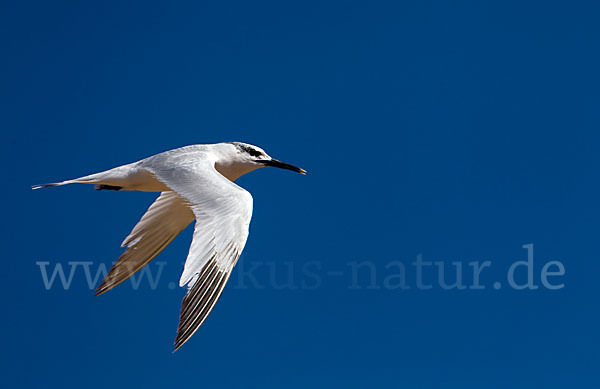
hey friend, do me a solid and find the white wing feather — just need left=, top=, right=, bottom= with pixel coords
left=96, top=190, right=194, bottom=295
left=141, top=154, right=253, bottom=350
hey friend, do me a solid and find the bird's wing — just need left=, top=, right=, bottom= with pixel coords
left=142, top=157, right=253, bottom=351
left=96, top=191, right=194, bottom=295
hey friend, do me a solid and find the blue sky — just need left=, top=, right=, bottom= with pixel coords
left=2, top=0, right=600, bottom=387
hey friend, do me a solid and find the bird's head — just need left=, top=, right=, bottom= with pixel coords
left=229, top=142, right=306, bottom=174
left=216, top=142, right=306, bottom=181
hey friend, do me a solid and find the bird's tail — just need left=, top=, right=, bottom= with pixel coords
left=32, top=177, right=99, bottom=190
left=32, top=164, right=134, bottom=191
left=32, top=182, right=66, bottom=190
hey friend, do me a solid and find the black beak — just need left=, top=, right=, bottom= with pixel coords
left=259, top=159, right=306, bottom=174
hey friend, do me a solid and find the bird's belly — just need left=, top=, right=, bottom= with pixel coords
left=128, top=168, right=171, bottom=192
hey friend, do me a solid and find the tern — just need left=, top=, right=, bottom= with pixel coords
left=33, top=142, right=305, bottom=351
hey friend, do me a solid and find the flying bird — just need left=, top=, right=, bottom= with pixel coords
left=33, top=142, right=305, bottom=351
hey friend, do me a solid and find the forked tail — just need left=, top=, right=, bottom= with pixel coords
left=32, top=164, right=135, bottom=191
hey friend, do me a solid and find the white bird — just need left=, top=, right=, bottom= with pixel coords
left=33, top=142, right=305, bottom=351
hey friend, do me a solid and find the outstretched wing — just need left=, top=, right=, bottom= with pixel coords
left=96, top=191, right=194, bottom=295
left=142, top=156, right=253, bottom=351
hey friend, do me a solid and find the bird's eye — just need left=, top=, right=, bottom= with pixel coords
left=240, top=145, right=263, bottom=157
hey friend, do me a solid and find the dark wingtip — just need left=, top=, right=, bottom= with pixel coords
left=173, top=327, right=185, bottom=352
left=94, top=283, right=109, bottom=296
left=95, top=184, right=123, bottom=191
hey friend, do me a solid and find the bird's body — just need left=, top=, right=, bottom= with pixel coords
left=34, top=142, right=305, bottom=351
